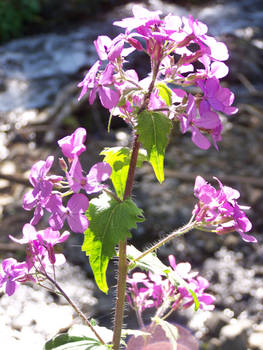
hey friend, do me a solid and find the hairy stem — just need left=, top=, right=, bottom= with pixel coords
left=44, top=272, right=105, bottom=345
left=112, top=58, right=161, bottom=350
left=133, top=221, right=196, bottom=263
left=112, top=134, right=140, bottom=350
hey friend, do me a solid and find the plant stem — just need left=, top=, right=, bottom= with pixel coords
left=133, top=221, right=196, bottom=263
left=112, top=57, right=161, bottom=350
left=112, top=134, right=140, bottom=350
left=44, top=272, right=105, bottom=345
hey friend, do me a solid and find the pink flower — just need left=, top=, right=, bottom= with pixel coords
left=78, top=62, right=120, bottom=109
left=179, top=94, right=222, bottom=150
left=198, top=77, right=238, bottom=115
left=47, top=193, right=89, bottom=233
left=67, top=157, right=112, bottom=194
left=9, top=224, right=70, bottom=266
left=23, top=156, right=54, bottom=225
left=113, top=5, right=162, bottom=33
left=0, top=258, right=29, bottom=296
left=193, top=176, right=257, bottom=243
left=127, top=255, right=215, bottom=317
left=94, top=34, right=132, bottom=61
left=58, top=127, right=86, bottom=160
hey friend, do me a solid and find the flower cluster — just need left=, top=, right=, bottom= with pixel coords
left=0, top=128, right=112, bottom=295
left=0, top=225, right=69, bottom=296
left=193, top=176, right=257, bottom=243
left=23, top=127, right=112, bottom=233
left=78, top=5, right=238, bottom=150
left=127, top=255, right=215, bottom=320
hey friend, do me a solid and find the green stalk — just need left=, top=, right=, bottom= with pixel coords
left=133, top=221, right=196, bottom=263
left=44, top=272, right=105, bottom=345
left=112, top=57, right=162, bottom=350
left=112, top=134, right=140, bottom=350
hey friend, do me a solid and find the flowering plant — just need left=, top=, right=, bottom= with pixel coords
left=0, top=5, right=257, bottom=350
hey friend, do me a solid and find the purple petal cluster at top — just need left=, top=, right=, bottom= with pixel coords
left=78, top=5, right=238, bottom=150
left=193, top=176, right=257, bottom=243
left=127, top=254, right=215, bottom=318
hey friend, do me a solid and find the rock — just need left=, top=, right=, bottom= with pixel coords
left=249, top=331, right=263, bottom=350
left=220, top=319, right=251, bottom=350
left=204, top=311, right=229, bottom=337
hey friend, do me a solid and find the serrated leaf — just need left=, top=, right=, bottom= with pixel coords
left=101, top=147, right=147, bottom=200
left=153, top=318, right=178, bottom=350
left=82, top=192, right=144, bottom=293
left=44, top=333, right=107, bottom=350
left=136, top=111, right=172, bottom=183
left=156, top=82, right=173, bottom=106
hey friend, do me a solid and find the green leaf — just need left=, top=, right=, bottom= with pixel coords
left=136, top=111, right=172, bottom=183
left=44, top=333, right=107, bottom=350
left=153, top=318, right=178, bottom=350
left=168, top=270, right=200, bottom=312
left=101, top=147, right=147, bottom=200
left=82, top=192, right=144, bottom=293
left=189, top=288, right=200, bottom=311
left=156, top=82, right=173, bottom=106
left=127, top=245, right=168, bottom=276
left=121, top=329, right=151, bottom=338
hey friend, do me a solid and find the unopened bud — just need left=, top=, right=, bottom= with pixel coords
left=59, top=157, right=68, bottom=172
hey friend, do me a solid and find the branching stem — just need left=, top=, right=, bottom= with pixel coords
left=44, top=272, right=105, bottom=345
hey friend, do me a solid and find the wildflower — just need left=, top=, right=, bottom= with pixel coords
left=193, top=176, right=257, bottom=242
left=23, top=156, right=55, bottom=225
left=67, top=157, right=112, bottom=194
left=0, top=258, right=29, bottom=296
left=78, top=62, right=120, bottom=109
left=46, top=193, right=89, bottom=233
left=58, top=127, right=87, bottom=160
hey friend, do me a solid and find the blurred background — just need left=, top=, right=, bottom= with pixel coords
left=0, top=0, right=263, bottom=349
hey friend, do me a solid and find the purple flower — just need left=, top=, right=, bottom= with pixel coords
left=127, top=254, right=215, bottom=317
left=47, top=193, right=89, bottom=233
left=193, top=176, right=257, bottom=243
left=127, top=272, right=154, bottom=313
left=78, top=62, right=120, bottom=109
left=113, top=5, right=162, bottom=33
left=94, top=34, right=131, bottom=61
left=9, top=224, right=70, bottom=266
left=0, top=258, right=29, bottom=296
left=67, top=158, right=112, bottom=194
left=198, top=77, right=238, bottom=115
left=179, top=94, right=222, bottom=150
left=23, top=156, right=54, bottom=225
left=58, top=127, right=86, bottom=160
left=9, top=223, right=38, bottom=244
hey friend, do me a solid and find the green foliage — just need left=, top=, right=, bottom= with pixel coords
left=101, top=147, right=147, bottom=200
left=44, top=324, right=113, bottom=350
left=156, top=82, right=173, bottom=106
left=136, top=111, right=172, bottom=183
left=82, top=192, right=144, bottom=293
left=127, top=245, right=168, bottom=275
left=0, top=0, right=40, bottom=41
left=44, top=333, right=107, bottom=350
